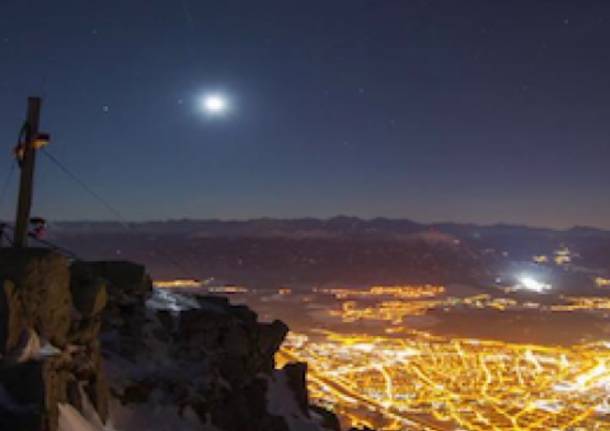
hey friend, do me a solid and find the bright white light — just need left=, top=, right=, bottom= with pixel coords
left=518, top=276, right=552, bottom=293
left=200, top=93, right=228, bottom=115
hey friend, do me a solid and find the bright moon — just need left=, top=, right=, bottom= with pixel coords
left=200, top=94, right=228, bottom=115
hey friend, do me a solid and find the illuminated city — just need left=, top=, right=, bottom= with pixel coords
left=261, top=283, right=610, bottom=430
left=279, top=331, right=610, bottom=430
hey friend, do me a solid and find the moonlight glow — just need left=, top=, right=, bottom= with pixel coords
left=200, top=94, right=228, bottom=115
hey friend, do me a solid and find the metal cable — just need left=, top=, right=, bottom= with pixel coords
left=41, top=148, right=198, bottom=279
left=42, top=149, right=128, bottom=226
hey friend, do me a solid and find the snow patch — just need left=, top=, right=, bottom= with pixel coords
left=59, top=385, right=115, bottom=431
left=58, top=404, right=108, bottom=431
left=146, top=288, right=201, bottom=313
left=14, top=329, right=61, bottom=363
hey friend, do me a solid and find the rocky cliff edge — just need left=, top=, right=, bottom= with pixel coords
left=0, top=249, right=341, bottom=431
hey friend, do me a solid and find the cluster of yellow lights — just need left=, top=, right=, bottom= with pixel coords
left=279, top=331, right=610, bottom=431
left=596, top=277, right=610, bottom=288
left=324, top=285, right=447, bottom=325
left=531, top=247, right=574, bottom=266
left=332, top=300, right=438, bottom=325
left=207, top=285, right=249, bottom=294
left=550, top=297, right=610, bottom=312
left=330, top=289, right=610, bottom=324
left=554, top=247, right=572, bottom=265
left=532, top=255, right=549, bottom=264
left=274, top=284, right=610, bottom=430
left=329, top=291, right=594, bottom=325
left=320, top=285, right=445, bottom=300
left=154, top=279, right=202, bottom=288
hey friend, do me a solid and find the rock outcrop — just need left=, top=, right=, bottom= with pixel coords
left=283, top=362, right=310, bottom=416
left=98, top=274, right=325, bottom=431
left=0, top=248, right=109, bottom=431
left=0, top=253, right=339, bottom=431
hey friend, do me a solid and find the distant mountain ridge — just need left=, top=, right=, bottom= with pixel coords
left=17, top=217, right=610, bottom=283
left=45, top=216, right=610, bottom=239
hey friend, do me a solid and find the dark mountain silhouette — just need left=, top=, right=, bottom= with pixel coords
left=32, top=217, right=610, bottom=285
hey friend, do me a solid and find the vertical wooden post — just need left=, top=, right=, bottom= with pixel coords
left=14, top=97, right=42, bottom=248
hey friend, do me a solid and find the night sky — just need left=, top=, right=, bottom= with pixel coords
left=1, top=1, right=609, bottom=228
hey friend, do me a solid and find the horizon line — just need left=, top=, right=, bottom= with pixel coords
left=2, top=216, right=607, bottom=233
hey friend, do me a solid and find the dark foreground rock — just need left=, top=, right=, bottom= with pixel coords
left=0, top=249, right=108, bottom=431
left=102, top=289, right=324, bottom=430
left=0, top=253, right=340, bottom=431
